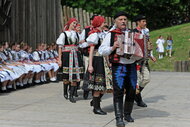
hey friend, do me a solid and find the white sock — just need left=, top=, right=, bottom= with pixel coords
left=41, top=76, right=44, bottom=82
left=28, top=78, right=33, bottom=84
left=20, top=82, right=24, bottom=87
left=16, top=82, right=20, bottom=86
left=2, top=86, right=7, bottom=91
left=7, top=85, right=13, bottom=89
left=50, top=77, right=56, bottom=81
left=23, top=79, right=28, bottom=85
left=35, top=80, right=40, bottom=83
left=43, top=74, right=47, bottom=81
left=159, top=54, right=161, bottom=59
left=26, top=78, right=29, bottom=84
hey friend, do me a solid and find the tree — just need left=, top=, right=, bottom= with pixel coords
left=62, top=0, right=190, bottom=30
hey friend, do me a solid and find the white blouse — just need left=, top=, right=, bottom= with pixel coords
left=79, top=32, right=101, bottom=48
left=56, top=30, right=79, bottom=46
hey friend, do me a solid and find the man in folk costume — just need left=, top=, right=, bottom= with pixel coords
left=79, top=14, right=98, bottom=99
left=56, top=18, right=84, bottom=103
left=99, top=12, right=137, bottom=127
left=133, top=15, right=156, bottom=107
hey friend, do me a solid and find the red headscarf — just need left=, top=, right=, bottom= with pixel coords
left=88, top=16, right=105, bottom=35
left=64, top=18, right=78, bottom=31
left=92, top=16, right=105, bottom=28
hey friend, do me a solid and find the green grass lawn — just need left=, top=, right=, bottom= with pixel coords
left=149, top=23, right=190, bottom=71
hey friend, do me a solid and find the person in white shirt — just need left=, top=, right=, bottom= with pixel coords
left=56, top=18, right=84, bottom=103
left=133, top=15, right=156, bottom=108
left=99, top=11, right=137, bottom=126
left=79, top=15, right=97, bottom=100
left=156, top=35, right=165, bottom=59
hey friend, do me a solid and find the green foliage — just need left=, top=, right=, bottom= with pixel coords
left=149, top=23, right=190, bottom=71
left=62, top=0, right=190, bottom=30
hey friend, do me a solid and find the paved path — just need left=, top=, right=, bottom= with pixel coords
left=0, top=72, right=190, bottom=127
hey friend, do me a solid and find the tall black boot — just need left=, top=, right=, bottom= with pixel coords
left=69, top=86, right=76, bottom=103
left=114, top=97, right=125, bottom=127
left=124, top=101, right=134, bottom=122
left=63, top=83, right=69, bottom=99
left=90, top=93, right=103, bottom=106
left=74, top=83, right=79, bottom=97
left=93, top=97, right=107, bottom=115
left=83, top=90, right=89, bottom=99
left=135, top=87, right=147, bottom=107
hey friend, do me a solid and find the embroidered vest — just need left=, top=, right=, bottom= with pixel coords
left=63, top=31, right=79, bottom=46
left=109, top=31, right=122, bottom=63
left=80, top=27, right=91, bottom=56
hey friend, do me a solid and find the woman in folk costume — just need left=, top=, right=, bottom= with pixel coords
left=85, top=16, right=112, bottom=115
left=1, top=43, right=25, bottom=88
left=56, top=18, right=84, bottom=103
left=45, top=44, right=59, bottom=82
left=19, top=42, right=35, bottom=86
left=51, top=43, right=59, bottom=80
left=27, top=46, right=44, bottom=85
left=0, top=44, right=15, bottom=92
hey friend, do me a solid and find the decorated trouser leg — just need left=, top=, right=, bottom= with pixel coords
left=124, top=80, right=136, bottom=122
left=112, top=63, right=137, bottom=126
left=113, top=86, right=125, bottom=127
left=135, top=63, right=150, bottom=107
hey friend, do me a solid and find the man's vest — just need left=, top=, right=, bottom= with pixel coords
left=81, top=27, right=91, bottom=56
left=109, top=31, right=123, bottom=63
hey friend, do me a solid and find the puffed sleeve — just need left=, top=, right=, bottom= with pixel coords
left=98, top=32, right=113, bottom=56
left=86, top=33, right=98, bottom=45
left=80, top=29, right=85, bottom=41
left=20, top=51, right=27, bottom=61
left=32, top=51, right=40, bottom=61
left=79, top=42, right=89, bottom=48
left=56, top=33, right=65, bottom=47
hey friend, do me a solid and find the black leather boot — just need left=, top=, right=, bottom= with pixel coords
left=114, top=98, right=125, bottom=127
left=74, top=84, right=79, bottom=97
left=135, top=87, right=147, bottom=107
left=83, top=90, right=89, bottom=99
left=90, top=93, right=103, bottom=106
left=93, top=97, right=107, bottom=115
left=63, top=83, right=69, bottom=99
left=124, top=102, right=134, bottom=122
left=69, top=86, right=76, bottom=103
left=135, top=93, right=147, bottom=107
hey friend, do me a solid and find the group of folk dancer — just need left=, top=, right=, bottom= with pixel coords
left=0, top=11, right=157, bottom=127
left=56, top=11, right=156, bottom=127
left=0, top=42, right=59, bottom=92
